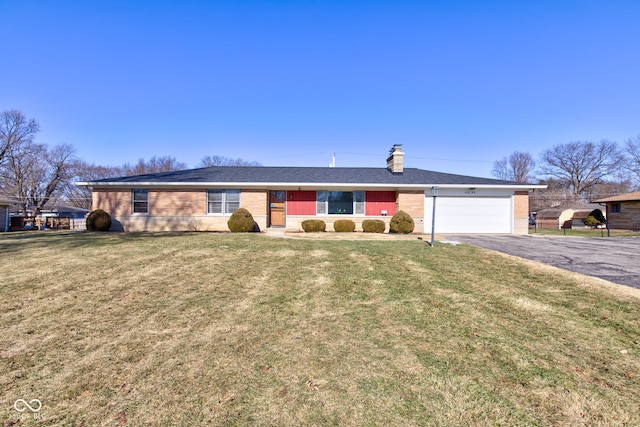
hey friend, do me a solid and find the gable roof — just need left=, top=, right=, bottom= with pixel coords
left=594, top=191, right=640, bottom=203
left=78, top=166, right=541, bottom=190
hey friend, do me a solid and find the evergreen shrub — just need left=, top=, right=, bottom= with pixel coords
left=301, top=220, right=326, bottom=232
left=362, top=219, right=385, bottom=233
left=389, top=210, right=415, bottom=234
left=588, top=209, right=606, bottom=224
left=333, top=219, right=356, bottom=232
left=86, top=209, right=112, bottom=232
left=227, top=208, right=260, bottom=232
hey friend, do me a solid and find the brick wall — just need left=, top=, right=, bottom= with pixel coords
left=92, top=188, right=268, bottom=231
left=241, top=190, right=267, bottom=216
left=608, top=201, right=640, bottom=230
left=93, top=189, right=131, bottom=215
left=150, top=189, right=206, bottom=216
left=513, top=191, right=530, bottom=235
left=397, top=190, right=424, bottom=233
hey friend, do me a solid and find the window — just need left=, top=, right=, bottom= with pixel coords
left=132, top=189, right=148, bottom=214
left=611, top=203, right=621, bottom=214
left=207, top=190, right=240, bottom=214
left=316, top=191, right=365, bottom=215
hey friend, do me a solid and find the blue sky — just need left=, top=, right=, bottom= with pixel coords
left=2, top=1, right=639, bottom=178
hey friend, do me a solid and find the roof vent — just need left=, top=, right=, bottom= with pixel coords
left=386, top=144, right=404, bottom=174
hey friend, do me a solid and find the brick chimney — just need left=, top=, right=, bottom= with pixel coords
left=386, top=144, right=404, bottom=174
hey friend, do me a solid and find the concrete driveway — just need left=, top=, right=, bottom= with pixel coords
left=453, top=235, right=640, bottom=290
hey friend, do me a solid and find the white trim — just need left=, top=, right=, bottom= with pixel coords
left=132, top=189, right=149, bottom=214
left=207, top=189, right=241, bottom=215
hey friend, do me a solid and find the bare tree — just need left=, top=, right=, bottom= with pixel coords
left=509, top=151, right=536, bottom=183
left=623, top=134, right=640, bottom=186
left=64, top=161, right=122, bottom=209
left=491, top=157, right=510, bottom=181
left=121, top=155, right=187, bottom=176
left=585, top=179, right=634, bottom=202
left=529, top=178, right=576, bottom=211
left=2, top=143, right=77, bottom=216
left=539, top=140, right=622, bottom=197
left=491, top=151, right=536, bottom=182
left=199, top=155, right=262, bottom=167
left=0, top=109, right=40, bottom=166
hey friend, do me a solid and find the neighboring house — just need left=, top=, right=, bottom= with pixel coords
left=594, top=191, right=640, bottom=230
left=536, top=209, right=577, bottom=229
left=40, top=205, right=91, bottom=230
left=77, top=146, right=544, bottom=234
left=0, top=199, right=13, bottom=232
left=571, top=209, right=606, bottom=228
left=43, top=205, right=91, bottom=219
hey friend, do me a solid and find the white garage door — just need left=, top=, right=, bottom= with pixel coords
left=425, top=196, right=513, bottom=234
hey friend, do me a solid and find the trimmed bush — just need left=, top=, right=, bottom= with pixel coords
left=584, top=215, right=600, bottom=228
left=301, top=220, right=326, bottom=232
left=333, top=219, right=356, bottom=232
left=588, top=209, right=606, bottom=224
left=389, top=210, right=415, bottom=234
left=86, top=209, right=112, bottom=232
left=227, top=208, right=260, bottom=232
left=362, top=219, right=385, bottom=233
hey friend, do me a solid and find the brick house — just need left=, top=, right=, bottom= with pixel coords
left=594, top=192, right=640, bottom=230
left=77, top=146, right=544, bottom=234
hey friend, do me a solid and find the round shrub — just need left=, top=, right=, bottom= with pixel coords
left=86, top=209, right=112, bottom=232
left=301, top=219, right=326, bottom=232
left=333, top=219, right=356, bottom=232
left=227, top=208, right=260, bottom=232
left=584, top=215, right=600, bottom=228
left=588, top=208, right=606, bottom=224
left=389, top=210, right=415, bottom=234
left=362, top=219, right=385, bottom=233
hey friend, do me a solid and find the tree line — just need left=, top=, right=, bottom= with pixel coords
left=493, top=138, right=639, bottom=212
left=0, top=109, right=261, bottom=214
left=2, top=108, right=638, bottom=215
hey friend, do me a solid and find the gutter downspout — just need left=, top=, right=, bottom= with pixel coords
left=4, top=206, right=9, bottom=232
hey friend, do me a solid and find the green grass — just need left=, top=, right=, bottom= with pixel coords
left=1, top=231, right=639, bottom=426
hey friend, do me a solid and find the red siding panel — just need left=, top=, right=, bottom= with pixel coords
left=365, top=191, right=397, bottom=216
left=287, top=191, right=316, bottom=215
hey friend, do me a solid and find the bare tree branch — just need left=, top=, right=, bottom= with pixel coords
left=199, top=155, right=262, bottom=167
left=491, top=151, right=535, bottom=182
left=3, top=143, right=77, bottom=216
left=539, top=140, right=622, bottom=196
left=0, top=109, right=40, bottom=166
left=623, top=134, right=640, bottom=185
left=121, top=155, right=187, bottom=176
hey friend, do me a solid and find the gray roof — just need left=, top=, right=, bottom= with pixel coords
left=84, top=166, right=531, bottom=187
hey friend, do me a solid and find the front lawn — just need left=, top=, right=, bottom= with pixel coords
left=1, top=232, right=639, bottom=426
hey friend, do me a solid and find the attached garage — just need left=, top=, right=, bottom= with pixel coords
left=424, top=189, right=514, bottom=234
left=80, top=146, right=542, bottom=234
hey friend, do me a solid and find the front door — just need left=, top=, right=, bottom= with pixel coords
left=269, top=191, right=286, bottom=227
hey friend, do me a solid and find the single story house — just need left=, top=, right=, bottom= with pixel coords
left=536, top=208, right=576, bottom=229
left=536, top=207, right=605, bottom=229
left=77, top=146, right=545, bottom=234
left=594, top=191, right=640, bottom=230
left=40, top=205, right=91, bottom=220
